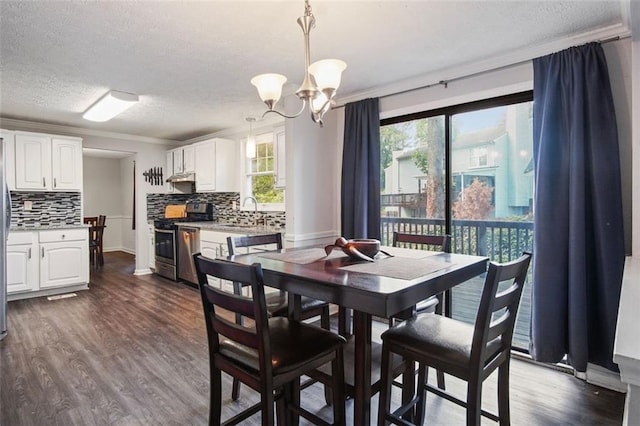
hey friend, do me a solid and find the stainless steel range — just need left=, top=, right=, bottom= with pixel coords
left=154, top=202, right=215, bottom=281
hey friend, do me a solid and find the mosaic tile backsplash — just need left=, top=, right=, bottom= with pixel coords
left=10, top=191, right=82, bottom=228
left=147, top=192, right=286, bottom=229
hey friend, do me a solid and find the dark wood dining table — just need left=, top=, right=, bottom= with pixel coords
left=229, top=245, right=488, bottom=425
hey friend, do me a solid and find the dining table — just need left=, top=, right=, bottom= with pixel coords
left=228, top=244, right=488, bottom=425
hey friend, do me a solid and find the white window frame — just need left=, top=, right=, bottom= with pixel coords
left=240, top=131, right=285, bottom=212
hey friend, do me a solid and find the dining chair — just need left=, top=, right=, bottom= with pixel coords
left=88, top=225, right=105, bottom=267
left=377, top=252, right=532, bottom=426
left=193, top=254, right=346, bottom=426
left=390, top=232, right=452, bottom=324
left=390, top=232, right=452, bottom=391
left=226, top=233, right=332, bottom=401
left=83, top=216, right=98, bottom=226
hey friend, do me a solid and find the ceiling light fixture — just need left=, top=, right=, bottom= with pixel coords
left=83, top=90, right=139, bottom=122
left=250, top=0, right=346, bottom=127
left=245, top=117, right=257, bottom=159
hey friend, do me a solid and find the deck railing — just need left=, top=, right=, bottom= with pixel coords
left=381, top=216, right=534, bottom=349
left=381, top=217, right=533, bottom=262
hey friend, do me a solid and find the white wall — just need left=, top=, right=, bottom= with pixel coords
left=82, top=156, right=128, bottom=252
left=119, top=157, right=136, bottom=253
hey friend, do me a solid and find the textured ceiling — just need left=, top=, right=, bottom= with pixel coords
left=0, top=1, right=626, bottom=141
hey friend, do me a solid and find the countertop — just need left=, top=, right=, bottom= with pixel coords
left=175, top=221, right=283, bottom=234
left=10, top=224, right=90, bottom=231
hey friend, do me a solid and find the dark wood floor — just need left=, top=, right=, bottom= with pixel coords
left=1, top=252, right=625, bottom=425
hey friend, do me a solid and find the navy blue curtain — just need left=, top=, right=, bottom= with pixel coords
left=530, top=43, right=625, bottom=372
left=341, top=98, right=380, bottom=239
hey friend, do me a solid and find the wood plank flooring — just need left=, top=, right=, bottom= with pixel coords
left=0, top=252, right=625, bottom=425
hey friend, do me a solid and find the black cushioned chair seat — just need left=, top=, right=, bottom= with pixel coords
left=268, top=294, right=330, bottom=317
left=220, top=317, right=346, bottom=375
left=381, top=314, right=502, bottom=380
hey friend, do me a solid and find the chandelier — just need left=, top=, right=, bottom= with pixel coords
left=250, top=0, right=346, bottom=127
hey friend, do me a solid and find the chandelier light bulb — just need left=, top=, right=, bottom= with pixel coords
left=308, top=59, right=347, bottom=92
left=251, top=74, right=287, bottom=106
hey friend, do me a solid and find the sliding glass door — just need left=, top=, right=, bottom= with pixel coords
left=380, top=92, right=534, bottom=350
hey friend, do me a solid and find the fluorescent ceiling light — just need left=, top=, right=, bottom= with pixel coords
left=83, top=90, right=139, bottom=122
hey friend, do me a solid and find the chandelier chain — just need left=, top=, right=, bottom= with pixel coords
left=304, top=0, right=315, bottom=28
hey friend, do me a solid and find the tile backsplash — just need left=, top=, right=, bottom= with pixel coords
left=10, top=191, right=81, bottom=228
left=146, top=192, right=286, bottom=228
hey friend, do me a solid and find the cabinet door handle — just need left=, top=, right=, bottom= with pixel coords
left=43, top=177, right=46, bottom=187
left=41, top=247, right=45, bottom=258
left=54, top=178, right=57, bottom=188
left=28, top=248, right=31, bottom=259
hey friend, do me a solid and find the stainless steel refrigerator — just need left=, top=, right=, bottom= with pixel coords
left=1, top=137, right=9, bottom=341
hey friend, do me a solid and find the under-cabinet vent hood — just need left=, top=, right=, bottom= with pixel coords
left=166, top=172, right=196, bottom=183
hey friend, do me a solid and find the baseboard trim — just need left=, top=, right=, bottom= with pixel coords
left=8, top=283, right=89, bottom=302
left=134, top=268, right=152, bottom=276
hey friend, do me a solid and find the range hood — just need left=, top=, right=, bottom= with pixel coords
left=166, top=172, right=196, bottom=183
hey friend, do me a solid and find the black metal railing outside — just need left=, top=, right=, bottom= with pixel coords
left=380, top=216, right=534, bottom=349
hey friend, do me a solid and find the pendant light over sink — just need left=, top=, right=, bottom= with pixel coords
left=250, top=0, right=346, bottom=127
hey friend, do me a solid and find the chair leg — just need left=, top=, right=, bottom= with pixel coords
left=466, top=377, right=483, bottom=426
left=415, top=365, right=429, bottom=426
left=332, top=347, right=346, bottom=425
left=377, top=342, right=394, bottom=426
left=210, top=365, right=222, bottom=426
left=261, top=387, right=275, bottom=426
left=231, top=379, right=241, bottom=401
left=498, top=361, right=511, bottom=425
left=436, top=369, right=446, bottom=390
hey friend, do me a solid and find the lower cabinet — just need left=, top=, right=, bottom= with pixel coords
left=7, top=229, right=89, bottom=298
left=7, top=232, right=39, bottom=294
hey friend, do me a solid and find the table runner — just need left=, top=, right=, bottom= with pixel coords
left=258, top=248, right=347, bottom=264
left=340, top=256, right=453, bottom=280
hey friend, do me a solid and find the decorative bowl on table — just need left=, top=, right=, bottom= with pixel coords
left=324, top=237, right=381, bottom=262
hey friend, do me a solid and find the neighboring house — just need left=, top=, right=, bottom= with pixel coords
left=383, top=105, right=533, bottom=219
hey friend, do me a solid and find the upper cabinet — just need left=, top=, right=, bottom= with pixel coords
left=170, top=145, right=195, bottom=175
left=13, top=132, right=82, bottom=191
left=194, top=138, right=238, bottom=192
left=1, top=129, right=16, bottom=190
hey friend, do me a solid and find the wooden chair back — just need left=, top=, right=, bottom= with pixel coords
left=193, top=255, right=272, bottom=385
left=98, top=215, right=106, bottom=227
left=472, top=252, right=531, bottom=378
left=83, top=216, right=98, bottom=226
left=227, top=233, right=283, bottom=255
left=392, top=232, right=451, bottom=253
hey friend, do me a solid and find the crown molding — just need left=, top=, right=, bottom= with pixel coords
left=336, top=23, right=631, bottom=107
left=0, top=117, right=179, bottom=145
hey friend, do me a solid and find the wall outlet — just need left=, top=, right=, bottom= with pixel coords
left=24, top=201, right=33, bottom=211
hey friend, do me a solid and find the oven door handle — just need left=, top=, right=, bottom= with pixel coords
left=154, top=228, right=175, bottom=235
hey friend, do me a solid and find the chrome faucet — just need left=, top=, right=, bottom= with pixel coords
left=242, top=196, right=259, bottom=225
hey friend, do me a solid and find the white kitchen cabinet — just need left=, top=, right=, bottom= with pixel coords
left=183, top=145, right=195, bottom=173
left=6, top=232, right=39, bottom=294
left=1, top=129, right=16, bottom=190
left=194, top=138, right=238, bottom=192
left=14, top=132, right=82, bottom=191
left=7, top=228, right=88, bottom=298
left=169, top=145, right=195, bottom=175
left=39, top=229, right=89, bottom=289
left=194, top=141, right=216, bottom=192
left=274, top=126, right=286, bottom=189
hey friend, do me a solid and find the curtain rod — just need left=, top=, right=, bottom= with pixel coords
left=332, top=34, right=629, bottom=109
